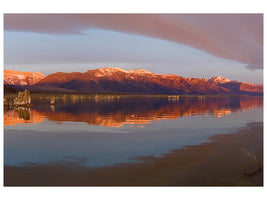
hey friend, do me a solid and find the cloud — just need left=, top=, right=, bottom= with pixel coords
left=4, top=14, right=263, bottom=69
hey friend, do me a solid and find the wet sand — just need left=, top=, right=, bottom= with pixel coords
left=5, top=122, right=263, bottom=186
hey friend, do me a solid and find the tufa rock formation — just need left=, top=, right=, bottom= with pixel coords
left=13, top=90, right=32, bottom=107
left=50, top=96, right=55, bottom=105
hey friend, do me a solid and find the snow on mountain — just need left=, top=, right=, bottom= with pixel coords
left=209, top=76, right=231, bottom=84
left=90, top=67, right=153, bottom=77
left=4, top=69, right=45, bottom=85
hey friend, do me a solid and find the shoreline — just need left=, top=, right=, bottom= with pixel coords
left=4, top=92, right=263, bottom=98
left=4, top=122, right=263, bottom=186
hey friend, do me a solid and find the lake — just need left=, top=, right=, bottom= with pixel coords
left=4, top=95, right=263, bottom=169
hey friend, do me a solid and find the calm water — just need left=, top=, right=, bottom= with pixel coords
left=4, top=95, right=263, bottom=167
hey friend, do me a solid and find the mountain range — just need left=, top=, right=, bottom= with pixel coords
left=4, top=68, right=263, bottom=95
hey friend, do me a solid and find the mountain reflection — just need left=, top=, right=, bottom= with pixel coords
left=4, top=108, right=45, bottom=126
left=4, top=96, right=262, bottom=127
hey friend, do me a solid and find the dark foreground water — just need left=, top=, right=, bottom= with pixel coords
left=4, top=95, right=263, bottom=168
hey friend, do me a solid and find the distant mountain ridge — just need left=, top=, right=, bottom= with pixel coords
left=4, top=68, right=263, bottom=95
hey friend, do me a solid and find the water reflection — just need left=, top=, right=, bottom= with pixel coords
left=4, top=95, right=263, bottom=168
left=50, top=105, right=55, bottom=112
left=4, top=95, right=263, bottom=127
left=16, top=107, right=31, bottom=120
left=4, top=108, right=45, bottom=126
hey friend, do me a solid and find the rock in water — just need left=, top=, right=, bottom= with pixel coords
left=13, top=90, right=31, bottom=107
left=50, top=96, right=55, bottom=105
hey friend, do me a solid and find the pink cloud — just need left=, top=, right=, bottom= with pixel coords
left=4, top=14, right=263, bottom=69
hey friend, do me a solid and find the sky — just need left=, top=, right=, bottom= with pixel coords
left=4, top=14, right=263, bottom=84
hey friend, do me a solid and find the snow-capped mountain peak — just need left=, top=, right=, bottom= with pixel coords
left=92, top=67, right=153, bottom=77
left=4, top=69, right=45, bottom=85
left=129, top=68, right=153, bottom=74
left=209, top=76, right=231, bottom=84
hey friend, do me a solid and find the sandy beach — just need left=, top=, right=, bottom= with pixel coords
left=4, top=122, right=263, bottom=186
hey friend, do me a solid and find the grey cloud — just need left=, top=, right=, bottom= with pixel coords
left=4, top=14, right=263, bottom=69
